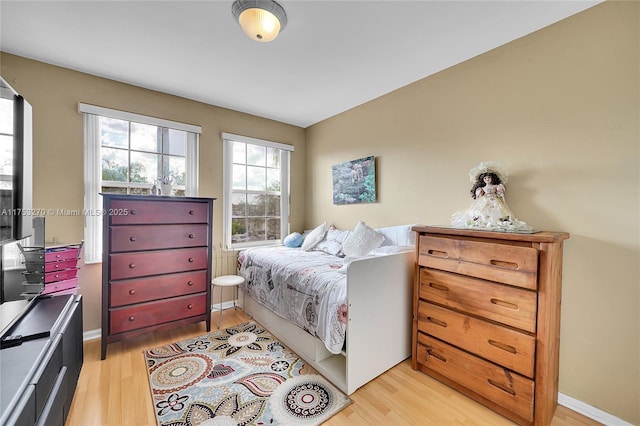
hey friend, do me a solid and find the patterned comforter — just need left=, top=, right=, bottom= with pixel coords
left=238, top=246, right=349, bottom=354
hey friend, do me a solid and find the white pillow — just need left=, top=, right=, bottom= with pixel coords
left=342, top=221, right=385, bottom=257
left=301, top=222, right=327, bottom=251
left=313, top=227, right=350, bottom=257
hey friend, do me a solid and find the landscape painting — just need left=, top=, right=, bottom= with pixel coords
left=332, top=156, right=376, bottom=205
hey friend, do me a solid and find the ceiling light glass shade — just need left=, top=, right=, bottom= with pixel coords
left=232, top=0, right=287, bottom=42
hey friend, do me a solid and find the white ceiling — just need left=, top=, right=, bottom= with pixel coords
left=0, top=0, right=602, bottom=128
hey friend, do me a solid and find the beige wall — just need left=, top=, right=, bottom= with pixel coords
left=0, top=52, right=306, bottom=337
left=305, top=1, right=638, bottom=423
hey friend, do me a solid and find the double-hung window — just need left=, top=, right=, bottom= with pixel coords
left=222, top=133, right=293, bottom=249
left=80, top=104, right=201, bottom=262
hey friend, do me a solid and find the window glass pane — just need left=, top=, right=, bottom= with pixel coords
left=266, top=218, right=280, bottom=240
left=101, top=186, right=127, bottom=194
left=233, top=142, right=246, bottom=165
left=100, top=117, right=128, bottom=148
left=247, top=166, right=265, bottom=191
left=129, top=187, right=151, bottom=195
left=131, top=122, right=159, bottom=152
left=101, top=147, right=129, bottom=182
left=246, top=144, right=265, bottom=167
left=163, top=129, right=186, bottom=156
left=130, top=151, right=159, bottom=183
left=231, top=218, right=247, bottom=243
left=265, top=195, right=280, bottom=216
left=233, top=164, right=246, bottom=190
left=266, top=168, right=280, bottom=191
left=232, top=193, right=246, bottom=217
left=247, top=194, right=266, bottom=216
left=266, top=147, right=279, bottom=168
left=165, top=156, right=185, bottom=185
left=247, top=218, right=266, bottom=242
left=0, top=98, right=12, bottom=135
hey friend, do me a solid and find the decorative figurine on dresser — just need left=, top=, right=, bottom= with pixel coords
left=101, top=194, right=215, bottom=360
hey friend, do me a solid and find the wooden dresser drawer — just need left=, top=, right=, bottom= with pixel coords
left=109, top=199, right=209, bottom=225
left=110, top=270, right=208, bottom=307
left=110, top=224, right=209, bottom=252
left=416, top=333, right=534, bottom=423
left=418, top=235, right=538, bottom=290
left=417, top=301, right=535, bottom=378
left=419, top=269, right=537, bottom=333
left=109, top=293, right=207, bottom=334
left=45, top=268, right=78, bottom=284
left=109, top=247, right=208, bottom=280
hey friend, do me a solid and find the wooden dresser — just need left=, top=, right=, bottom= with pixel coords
left=101, top=194, right=215, bottom=360
left=411, top=226, right=569, bottom=426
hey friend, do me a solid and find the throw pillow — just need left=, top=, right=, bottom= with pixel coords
left=342, top=221, right=385, bottom=257
left=283, top=232, right=303, bottom=248
left=313, top=227, right=350, bottom=257
left=301, top=222, right=327, bottom=251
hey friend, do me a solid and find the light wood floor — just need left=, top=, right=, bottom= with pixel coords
left=67, top=309, right=602, bottom=426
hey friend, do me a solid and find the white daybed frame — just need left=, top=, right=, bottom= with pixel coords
left=241, top=249, right=415, bottom=395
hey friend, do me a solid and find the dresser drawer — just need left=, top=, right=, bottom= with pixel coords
left=110, top=270, right=208, bottom=307
left=419, top=269, right=537, bottom=333
left=109, top=293, right=207, bottom=334
left=44, top=268, right=78, bottom=284
left=44, top=259, right=78, bottom=273
left=109, top=199, right=209, bottom=225
left=45, top=246, right=81, bottom=263
left=417, top=301, right=535, bottom=378
left=416, top=333, right=534, bottom=423
left=109, top=247, right=208, bottom=280
left=42, top=278, right=78, bottom=295
left=110, top=224, right=209, bottom=252
left=418, top=235, right=538, bottom=290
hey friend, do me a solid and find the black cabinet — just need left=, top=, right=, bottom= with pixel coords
left=0, top=294, right=83, bottom=425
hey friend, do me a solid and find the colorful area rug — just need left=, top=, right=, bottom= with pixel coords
left=144, top=321, right=351, bottom=425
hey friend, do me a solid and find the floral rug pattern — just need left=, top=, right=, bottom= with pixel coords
left=144, top=322, right=351, bottom=425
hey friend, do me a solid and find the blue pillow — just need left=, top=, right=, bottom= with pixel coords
left=284, top=232, right=303, bottom=248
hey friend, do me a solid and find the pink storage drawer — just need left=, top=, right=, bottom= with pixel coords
left=42, top=277, right=78, bottom=295
left=45, top=246, right=81, bottom=263
left=45, top=268, right=78, bottom=283
left=44, top=259, right=79, bottom=273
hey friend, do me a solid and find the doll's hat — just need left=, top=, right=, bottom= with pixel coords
left=468, top=161, right=508, bottom=184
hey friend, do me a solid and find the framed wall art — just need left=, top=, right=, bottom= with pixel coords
left=332, top=156, right=376, bottom=205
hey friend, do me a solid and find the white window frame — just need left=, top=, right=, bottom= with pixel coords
left=222, top=132, right=293, bottom=250
left=80, top=103, right=201, bottom=263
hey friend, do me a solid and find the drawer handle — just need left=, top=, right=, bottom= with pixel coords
left=488, top=339, right=517, bottom=354
left=490, top=298, right=519, bottom=310
left=188, top=233, right=195, bottom=239
left=188, top=258, right=195, bottom=263
left=426, top=316, right=447, bottom=328
left=487, top=379, right=516, bottom=396
left=54, top=264, right=61, bottom=269
left=428, top=282, right=449, bottom=292
left=187, top=280, right=194, bottom=286
left=187, top=304, right=193, bottom=309
left=129, top=289, right=136, bottom=295
left=130, top=210, right=137, bottom=215
left=490, top=259, right=519, bottom=270
left=129, top=263, right=136, bottom=269
left=427, top=249, right=448, bottom=258
left=426, top=348, right=447, bottom=363
left=129, top=236, right=137, bottom=242
left=188, top=210, right=195, bottom=215
left=128, top=316, right=135, bottom=322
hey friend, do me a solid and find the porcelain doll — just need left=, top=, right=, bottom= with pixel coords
left=451, top=161, right=532, bottom=232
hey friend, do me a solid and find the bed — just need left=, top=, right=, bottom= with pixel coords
left=238, top=223, right=416, bottom=395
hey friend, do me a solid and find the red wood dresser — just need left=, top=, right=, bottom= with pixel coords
left=101, top=194, right=215, bottom=360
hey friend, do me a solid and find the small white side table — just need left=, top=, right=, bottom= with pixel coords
left=212, top=275, right=245, bottom=328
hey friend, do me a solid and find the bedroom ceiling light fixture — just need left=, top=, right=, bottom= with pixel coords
left=232, top=0, right=287, bottom=43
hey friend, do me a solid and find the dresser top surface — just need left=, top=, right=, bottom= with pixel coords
left=412, top=225, right=569, bottom=243
left=101, top=193, right=216, bottom=202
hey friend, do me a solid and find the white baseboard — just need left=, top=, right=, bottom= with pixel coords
left=558, top=393, right=633, bottom=426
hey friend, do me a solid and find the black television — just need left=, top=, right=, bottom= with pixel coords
left=0, top=76, right=37, bottom=341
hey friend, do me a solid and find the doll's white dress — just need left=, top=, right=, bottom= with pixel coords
left=451, top=183, right=531, bottom=232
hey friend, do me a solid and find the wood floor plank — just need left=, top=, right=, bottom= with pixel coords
left=66, top=309, right=601, bottom=425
